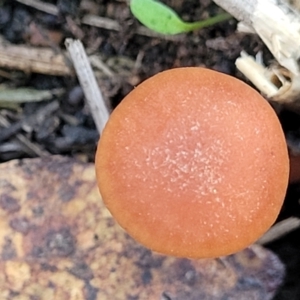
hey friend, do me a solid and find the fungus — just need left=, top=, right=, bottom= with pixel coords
left=95, top=67, right=289, bottom=259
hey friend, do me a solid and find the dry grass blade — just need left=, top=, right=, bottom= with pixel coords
left=257, top=217, right=300, bottom=245
left=65, top=39, right=110, bottom=133
left=0, top=87, right=64, bottom=103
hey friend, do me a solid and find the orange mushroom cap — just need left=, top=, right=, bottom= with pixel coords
left=95, top=67, right=289, bottom=259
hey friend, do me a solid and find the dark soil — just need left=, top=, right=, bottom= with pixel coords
left=0, top=0, right=300, bottom=299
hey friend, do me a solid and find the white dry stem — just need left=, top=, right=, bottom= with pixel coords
left=213, top=0, right=300, bottom=104
left=236, top=52, right=300, bottom=104
left=257, top=217, right=300, bottom=245
left=65, top=39, right=109, bottom=133
left=287, top=0, right=300, bottom=11
left=236, top=52, right=278, bottom=97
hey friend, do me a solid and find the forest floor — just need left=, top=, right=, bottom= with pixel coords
left=0, top=0, right=300, bottom=299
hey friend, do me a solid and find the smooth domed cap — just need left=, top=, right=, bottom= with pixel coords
left=96, top=67, right=289, bottom=259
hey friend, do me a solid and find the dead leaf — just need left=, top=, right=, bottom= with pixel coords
left=0, top=156, right=285, bottom=299
left=26, top=22, right=63, bottom=47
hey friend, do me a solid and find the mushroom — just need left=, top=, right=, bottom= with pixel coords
left=95, top=67, right=289, bottom=259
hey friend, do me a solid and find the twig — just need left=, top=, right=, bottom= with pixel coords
left=0, top=113, right=50, bottom=157
left=0, top=36, right=72, bottom=76
left=15, top=0, right=59, bottom=15
left=0, top=141, right=23, bottom=153
left=89, top=55, right=115, bottom=78
left=257, top=217, right=300, bottom=245
left=65, top=39, right=110, bottom=133
left=81, top=14, right=183, bottom=41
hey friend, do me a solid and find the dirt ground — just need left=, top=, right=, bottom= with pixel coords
left=0, top=0, right=300, bottom=299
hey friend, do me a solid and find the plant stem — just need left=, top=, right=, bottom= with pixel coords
left=183, top=13, right=232, bottom=32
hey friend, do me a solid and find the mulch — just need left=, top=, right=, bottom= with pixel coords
left=0, top=0, right=300, bottom=299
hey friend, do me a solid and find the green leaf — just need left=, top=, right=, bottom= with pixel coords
left=130, top=0, right=231, bottom=35
left=0, top=86, right=64, bottom=103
